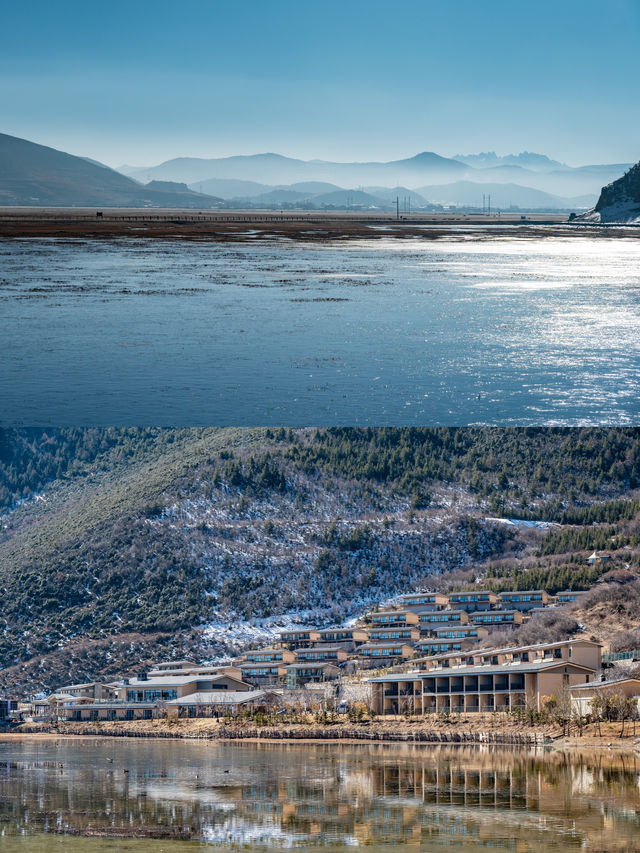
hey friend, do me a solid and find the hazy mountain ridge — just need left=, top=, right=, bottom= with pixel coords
left=0, top=131, right=629, bottom=210
left=124, top=148, right=631, bottom=201
left=0, top=133, right=224, bottom=208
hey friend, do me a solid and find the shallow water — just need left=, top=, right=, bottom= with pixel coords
left=1, top=235, right=640, bottom=425
left=1, top=738, right=640, bottom=851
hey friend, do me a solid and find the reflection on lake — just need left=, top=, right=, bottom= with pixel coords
left=2, top=235, right=640, bottom=425
left=1, top=738, right=639, bottom=851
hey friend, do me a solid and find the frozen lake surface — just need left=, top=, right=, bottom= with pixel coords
left=2, top=234, right=639, bottom=425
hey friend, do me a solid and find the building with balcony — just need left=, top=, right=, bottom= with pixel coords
left=356, top=642, right=415, bottom=668
left=369, top=610, right=419, bottom=628
left=448, top=592, right=500, bottom=612
left=555, top=590, right=589, bottom=605
left=497, top=590, right=550, bottom=611
left=469, top=610, right=524, bottom=628
left=284, top=662, right=341, bottom=685
left=280, top=630, right=322, bottom=649
left=368, top=626, right=420, bottom=643
left=417, top=610, right=470, bottom=632
left=315, top=628, right=369, bottom=649
left=397, top=593, right=449, bottom=611
left=294, top=646, right=349, bottom=663
left=369, top=638, right=601, bottom=714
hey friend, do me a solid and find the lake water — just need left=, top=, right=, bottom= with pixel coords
left=1, top=737, right=639, bottom=851
left=2, top=234, right=640, bottom=426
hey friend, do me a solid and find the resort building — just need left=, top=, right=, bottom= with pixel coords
left=570, top=677, right=640, bottom=716
left=368, top=626, right=420, bottom=643
left=369, top=610, right=419, bottom=628
left=114, top=671, right=251, bottom=702
left=316, top=628, right=369, bottom=648
left=369, top=638, right=602, bottom=715
left=497, top=590, right=550, bottom=611
left=469, top=610, right=524, bottom=628
left=356, top=642, right=415, bottom=668
left=414, top=638, right=602, bottom=673
left=284, top=662, right=341, bottom=685
left=430, top=626, right=489, bottom=642
left=166, top=690, right=279, bottom=718
left=555, top=590, right=589, bottom=605
left=280, top=630, right=322, bottom=649
left=397, top=593, right=449, bottom=611
left=448, top=592, right=500, bottom=612
left=417, top=610, right=470, bottom=631
left=294, top=646, right=349, bottom=663
left=414, top=638, right=475, bottom=656
left=240, top=648, right=297, bottom=665
left=239, top=663, right=287, bottom=685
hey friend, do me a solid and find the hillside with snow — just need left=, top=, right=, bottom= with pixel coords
left=577, top=160, right=640, bottom=223
left=1, top=427, right=639, bottom=693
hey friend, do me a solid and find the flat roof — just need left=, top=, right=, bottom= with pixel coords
left=295, top=645, right=346, bottom=652
left=499, top=590, right=547, bottom=596
left=285, top=662, right=340, bottom=671
left=571, top=678, right=640, bottom=691
left=400, top=592, right=446, bottom=598
left=371, top=610, right=413, bottom=617
left=417, top=636, right=601, bottom=662
left=244, top=647, right=291, bottom=654
left=122, top=674, right=238, bottom=687
left=369, top=660, right=596, bottom=681
left=417, top=608, right=467, bottom=616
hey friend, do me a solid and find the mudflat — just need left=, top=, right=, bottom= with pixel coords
left=2, top=206, right=636, bottom=241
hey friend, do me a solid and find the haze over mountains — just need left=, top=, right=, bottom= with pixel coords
left=0, top=131, right=633, bottom=211
left=121, top=149, right=630, bottom=208
left=0, top=133, right=223, bottom=208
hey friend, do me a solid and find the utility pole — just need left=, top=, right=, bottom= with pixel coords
left=396, top=196, right=399, bottom=220
left=488, top=194, right=491, bottom=216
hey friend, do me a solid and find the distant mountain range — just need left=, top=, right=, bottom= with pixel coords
left=0, top=133, right=224, bottom=208
left=122, top=149, right=632, bottom=200
left=0, top=130, right=633, bottom=211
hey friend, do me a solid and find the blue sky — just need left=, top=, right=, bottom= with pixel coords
left=3, top=0, right=639, bottom=167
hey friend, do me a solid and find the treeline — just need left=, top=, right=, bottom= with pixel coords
left=278, top=427, right=640, bottom=506
left=4, top=427, right=640, bottom=515
left=0, top=428, right=195, bottom=511
left=484, top=563, right=603, bottom=594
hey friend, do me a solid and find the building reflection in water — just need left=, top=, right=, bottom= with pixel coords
left=1, top=741, right=639, bottom=849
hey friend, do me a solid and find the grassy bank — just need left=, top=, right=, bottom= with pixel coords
left=8, top=715, right=640, bottom=749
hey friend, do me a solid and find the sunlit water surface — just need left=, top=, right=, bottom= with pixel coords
left=1, top=235, right=640, bottom=425
left=1, top=738, right=640, bottom=851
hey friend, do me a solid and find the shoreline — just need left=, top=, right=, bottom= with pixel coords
left=0, top=208, right=637, bottom=241
left=4, top=719, right=639, bottom=753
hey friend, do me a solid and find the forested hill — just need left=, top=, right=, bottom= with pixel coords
left=1, top=427, right=639, bottom=694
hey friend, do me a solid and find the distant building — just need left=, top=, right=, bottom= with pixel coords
left=397, top=593, right=449, bottom=611
left=498, top=591, right=550, bottom=611
left=370, top=610, right=420, bottom=628
left=448, top=592, right=500, bottom=612
left=356, top=642, right=415, bottom=668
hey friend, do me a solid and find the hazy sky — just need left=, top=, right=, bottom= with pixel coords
left=3, top=0, right=639, bottom=167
